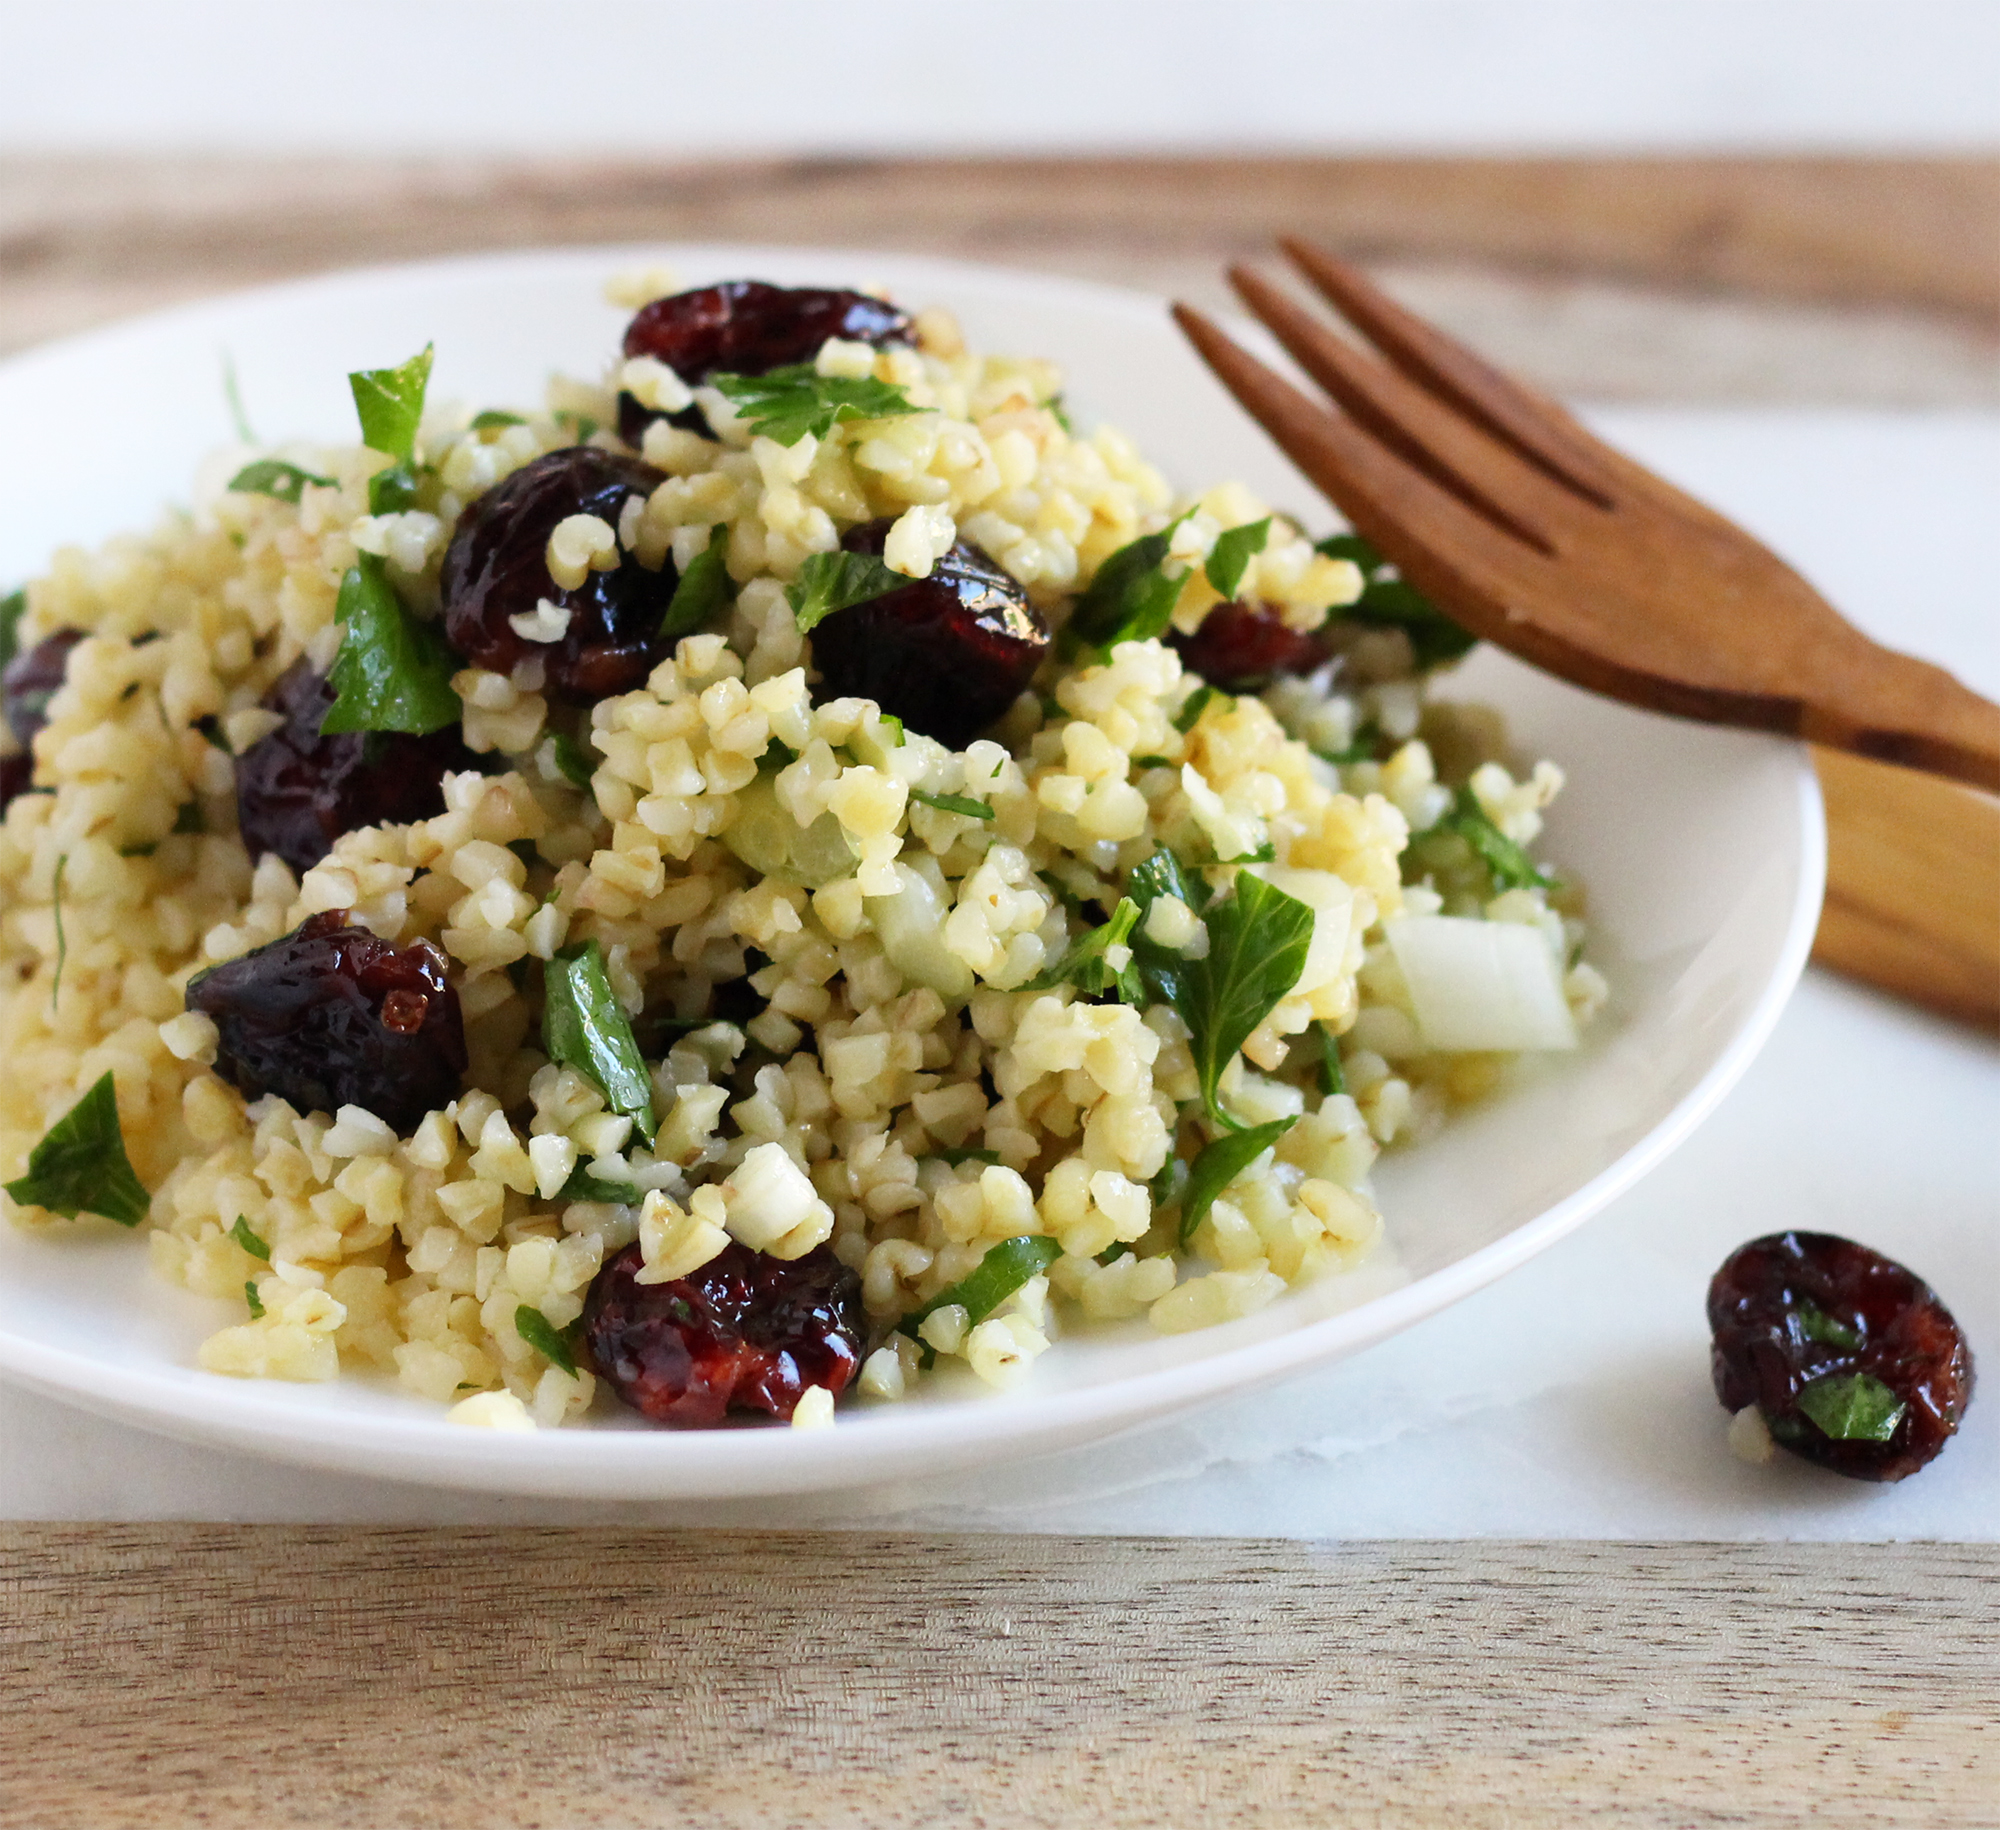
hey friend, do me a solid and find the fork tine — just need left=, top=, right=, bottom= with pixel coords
left=1171, top=302, right=1540, bottom=626
left=1279, top=237, right=1620, bottom=509
left=1229, top=261, right=1577, bottom=555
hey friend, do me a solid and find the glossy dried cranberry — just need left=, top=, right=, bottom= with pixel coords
left=185, top=910, right=467, bottom=1133
left=618, top=280, right=911, bottom=444
left=583, top=1239, right=865, bottom=1428
left=4, top=627, right=85, bottom=749
left=441, top=448, right=674, bottom=701
left=809, top=519, right=1048, bottom=748
left=234, top=659, right=478, bottom=875
left=1168, top=601, right=1330, bottom=692
left=1708, top=1231, right=1974, bottom=1482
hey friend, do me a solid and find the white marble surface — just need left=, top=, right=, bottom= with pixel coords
left=2, top=409, right=1995, bottom=1534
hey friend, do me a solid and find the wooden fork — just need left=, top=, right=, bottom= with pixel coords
left=1172, top=240, right=2000, bottom=794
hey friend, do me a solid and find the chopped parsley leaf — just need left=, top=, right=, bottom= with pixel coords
left=222, top=353, right=256, bottom=443
left=1066, top=517, right=1189, bottom=655
left=1798, top=1371, right=1905, bottom=1442
left=514, top=1304, right=578, bottom=1377
left=558, top=1163, right=644, bottom=1206
left=470, top=409, right=527, bottom=431
left=898, top=1235, right=1062, bottom=1340
left=659, top=525, right=734, bottom=640
left=1441, top=786, right=1553, bottom=892
left=1179, top=1118, right=1297, bottom=1246
left=226, top=459, right=335, bottom=505
left=4, top=1071, right=150, bottom=1226
left=1020, top=896, right=1142, bottom=1001
left=1316, top=1022, right=1347, bottom=1097
left=910, top=789, right=995, bottom=821
left=350, top=345, right=433, bottom=463
left=244, top=1281, right=265, bottom=1319
left=1127, top=859, right=1312, bottom=1129
left=229, top=1216, right=272, bottom=1261
left=320, top=554, right=462, bottom=738
left=49, top=854, right=67, bottom=1009
left=1172, top=684, right=1221, bottom=734
left=548, top=731, right=596, bottom=789
left=0, top=587, right=26, bottom=672
left=787, top=550, right=908, bottom=634
left=1795, top=1302, right=1863, bottom=1353
left=709, top=365, right=919, bottom=446
left=1317, top=531, right=1476, bottom=669
left=542, top=939, right=656, bottom=1143
left=1204, top=517, right=1271, bottom=599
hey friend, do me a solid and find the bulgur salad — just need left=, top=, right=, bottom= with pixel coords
left=0, top=273, right=1605, bottom=1433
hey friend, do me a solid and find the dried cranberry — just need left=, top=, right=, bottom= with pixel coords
left=1708, top=1231, right=1974, bottom=1482
left=185, top=910, right=467, bottom=1133
left=618, top=280, right=911, bottom=444
left=0, top=749, right=32, bottom=809
left=1169, top=601, right=1330, bottom=692
left=441, top=447, right=674, bottom=701
left=234, top=659, right=478, bottom=875
left=809, top=519, right=1048, bottom=748
left=4, top=627, right=85, bottom=749
left=582, top=1239, right=865, bottom=1428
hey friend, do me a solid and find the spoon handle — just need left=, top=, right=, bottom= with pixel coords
left=1813, top=747, right=2000, bottom=1033
left=1801, top=637, right=2000, bottom=793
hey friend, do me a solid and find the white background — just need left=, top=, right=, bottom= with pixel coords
left=5, top=0, right=1997, bottom=154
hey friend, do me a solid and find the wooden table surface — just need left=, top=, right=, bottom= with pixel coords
left=2, top=155, right=1996, bottom=1829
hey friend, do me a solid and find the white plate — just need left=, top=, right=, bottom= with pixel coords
left=0, top=247, right=1823, bottom=1497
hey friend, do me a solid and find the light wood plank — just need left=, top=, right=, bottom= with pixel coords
left=1, top=156, right=1995, bottom=408
left=1, top=1529, right=1994, bottom=1829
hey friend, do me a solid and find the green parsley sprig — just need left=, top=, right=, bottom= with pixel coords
left=708, top=365, right=918, bottom=446
left=1440, top=786, right=1554, bottom=893
left=542, top=939, right=657, bottom=1143
left=320, top=555, right=461, bottom=738
left=350, top=345, right=434, bottom=514
left=1317, top=531, right=1475, bottom=669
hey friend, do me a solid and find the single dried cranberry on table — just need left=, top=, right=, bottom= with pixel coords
left=1708, top=1230, right=1974, bottom=1482
left=809, top=518, right=1049, bottom=749
left=440, top=447, right=675, bottom=701
left=583, top=1239, right=866, bottom=1428
left=617, top=280, right=912, bottom=444
left=1168, top=601, right=1330, bottom=692
left=234, top=659, right=478, bottom=876
left=185, top=909, right=467, bottom=1133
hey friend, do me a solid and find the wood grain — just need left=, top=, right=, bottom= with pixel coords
left=1, top=1527, right=1994, bottom=1830
left=3, top=156, right=1995, bottom=408
left=1812, top=750, right=2000, bottom=1031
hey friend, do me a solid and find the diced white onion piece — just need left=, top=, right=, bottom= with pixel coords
left=866, top=862, right=974, bottom=1002
left=1386, top=915, right=1577, bottom=1053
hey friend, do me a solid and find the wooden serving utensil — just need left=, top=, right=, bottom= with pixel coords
left=1174, top=240, right=2000, bottom=1030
